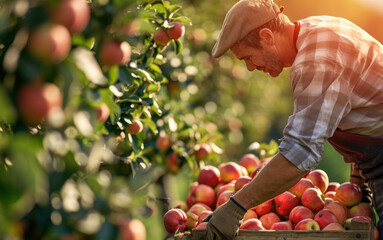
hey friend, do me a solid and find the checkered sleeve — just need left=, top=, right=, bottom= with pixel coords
left=280, top=57, right=352, bottom=171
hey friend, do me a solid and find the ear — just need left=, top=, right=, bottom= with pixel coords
left=258, top=28, right=274, bottom=46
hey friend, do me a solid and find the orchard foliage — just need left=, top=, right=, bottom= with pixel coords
left=0, top=0, right=230, bottom=238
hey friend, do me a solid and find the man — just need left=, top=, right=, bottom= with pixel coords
left=204, top=0, right=383, bottom=239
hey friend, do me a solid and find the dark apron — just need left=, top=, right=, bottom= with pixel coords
left=328, top=129, right=383, bottom=240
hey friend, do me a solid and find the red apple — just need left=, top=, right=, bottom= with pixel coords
left=289, top=206, right=314, bottom=225
left=239, top=153, right=261, bottom=175
left=325, top=197, right=334, bottom=205
left=197, top=210, right=212, bottom=225
left=194, top=222, right=208, bottom=229
left=289, top=178, right=315, bottom=199
left=126, top=119, right=143, bottom=135
left=51, top=0, right=90, bottom=33
left=374, top=226, right=379, bottom=240
left=190, top=184, right=215, bottom=207
left=218, top=161, right=242, bottom=183
left=163, top=208, right=187, bottom=234
left=314, top=209, right=338, bottom=229
left=17, top=82, right=63, bottom=125
left=234, top=176, right=252, bottom=192
left=250, top=158, right=271, bottom=178
left=186, top=203, right=211, bottom=229
left=216, top=190, right=234, bottom=208
left=215, top=183, right=235, bottom=200
left=301, top=187, right=325, bottom=212
left=323, top=201, right=348, bottom=225
left=167, top=21, right=185, bottom=40
left=154, top=28, right=170, bottom=45
left=165, top=152, right=179, bottom=173
left=100, top=40, right=131, bottom=66
left=294, top=218, right=320, bottom=230
left=239, top=219, right=264, bottom=230
left=270, top=221, right=293, bottom=230
left=322, top=222, right=345, bottom=231
left=243, top=208, right=258, bottom=222
left=195, top=143, right=212, bottom=160
left=95, top=103, right=110, bottom=122
left=334, top=182, right=362, bottom=207
left=198, top=165, right=221, bottom=188
left=119, top=218, right=146, bottom=240
left=239, top=165, right=249, bottom=176
left=156, top=135, right=172, bottom=152
left=274, top=191, right=300, bottom=217
left=326, top=182, right=340, bottom=193
left=259, top=212, right=280, bottom=230
left=254, top=199, right=274, bottom=217
left=324, top=191, right=336, bottom=199
left=28, top=23, right=71, bottom=63
left=349, top=202, right=374, bottom=219
left=305, top=169, right=329, bottom=193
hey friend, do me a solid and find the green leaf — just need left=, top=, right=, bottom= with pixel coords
left=108, top=65, right=119, bottom=85
left=0, top=84, right=16, bottom=124
left=129, top=68, right=154, bottom=82
left=171, top=16, right=192, bottom=25
left=168, top=5, right=182, bottom=14
left=173, top=39, right=182, bottom=55
left=141, top=98, right=153, bottom=106
left=119, top=67, right=132, bottom=85
left=140, top=118, right=157, bottom=134
left=151, top=99, right=162, bottom=116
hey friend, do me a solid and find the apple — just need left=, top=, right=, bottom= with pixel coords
left=324, top=191, right=336, bottom=199
left=239, top=165, right=249, bottom=176
left=120, top=19, right=141, bottom=36
left=195, top=143, right=212, bottom=160
left=289, top=178, right=315, bottom=199
left=326, top=182, right=340, bottom=193
left=289, top=206, right=314, bottom=225
left=239, top=219, right=264, bottom=230
left=163, top=208, right=187, bottom=234
left=156, top=135, right=172, bottom=152
left=239, top=153, right=261, bottom=175
left=186, top=203, right=211, bottom=229
left=17, top=82, right=63, bottom=125
left=314, top=209, right=338, bottom=229
left=259, top=212, right=280, bottom=230
left=324, top=200, right=348, bottom=225
left=250, top=158, right=271, bottom=178
left=305, top=169, right=329, bottom=193
left=215, top=183, right=235, bottom=200
left=165, top=152, right=179, bottom=173
left=349, top=202, right=374, bottom=219
left=28, top=23, right=71, bottom=63
left=100, top=40, right=131, bottom=66
left=270, top=221, right=293, bottom=230
left=216, top=190, right=234, bottom=208
left=95, top=103, right=110, bottom=122
left=254, top=199, right=274, bottom=217
left=243, top=207, right=258, bottom=222
left=374, top=226, right=379, bottom=240
left=234, top=176, right=252, bottom=192
left=218, top=161, right=242, bottom=183
left=198, top=165, right=221, bottom=188
left=190, top=184, right=215, bottom=207
left=154, top=28, right=170, bottom=45
left=301, top=187, right=325, bottom=212
left=325, top=197, right=334, bottom=205
left=274, top=191, right=300, bottom=217
left=350, top=215, right=372, bottom=223
left=294, top=218, right=320, bottom=230
left=126, top=119, right=143, bottom=135
left=197, top=210, right=212, bottom=225
left=194, top=222, right=208, bottom=229
left=167, top=21, right=185, bottom=40
left=322, top=222, right=345, bottom=231
left=119, top=218, right=146, bottom=240
left=334, top=182, right=362, bottom=207
left=51, top=0, right=90, bottom=33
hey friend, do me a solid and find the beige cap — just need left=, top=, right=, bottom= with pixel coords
left=212, top=0, right=283, bottom=58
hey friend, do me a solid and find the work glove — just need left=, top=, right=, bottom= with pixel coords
left=203, top=197, right=247, bottom=240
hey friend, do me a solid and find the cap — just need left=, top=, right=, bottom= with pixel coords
left=212, top=0, right=283, bottom=58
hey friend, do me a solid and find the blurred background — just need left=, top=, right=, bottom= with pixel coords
left=0, top=0, right=382, bottom=239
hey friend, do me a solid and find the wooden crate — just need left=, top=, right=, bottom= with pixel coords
left=175, top=221, right=374, bottom=240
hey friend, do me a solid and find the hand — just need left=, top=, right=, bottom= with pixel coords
left=350, top=163, right=372, bottom=205
left=203, top=197, right=246, bottom=240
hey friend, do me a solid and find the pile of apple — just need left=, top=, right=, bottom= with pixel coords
left=163, top=153, right=379, bottom=239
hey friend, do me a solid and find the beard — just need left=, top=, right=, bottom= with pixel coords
left=261, top=48, right=284, bottom=77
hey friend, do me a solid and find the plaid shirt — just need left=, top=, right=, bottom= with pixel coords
left=279, top=16, right=383, bottom=171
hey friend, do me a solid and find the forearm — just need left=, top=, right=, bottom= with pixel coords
left=233, top=153, right=306, bottom=210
